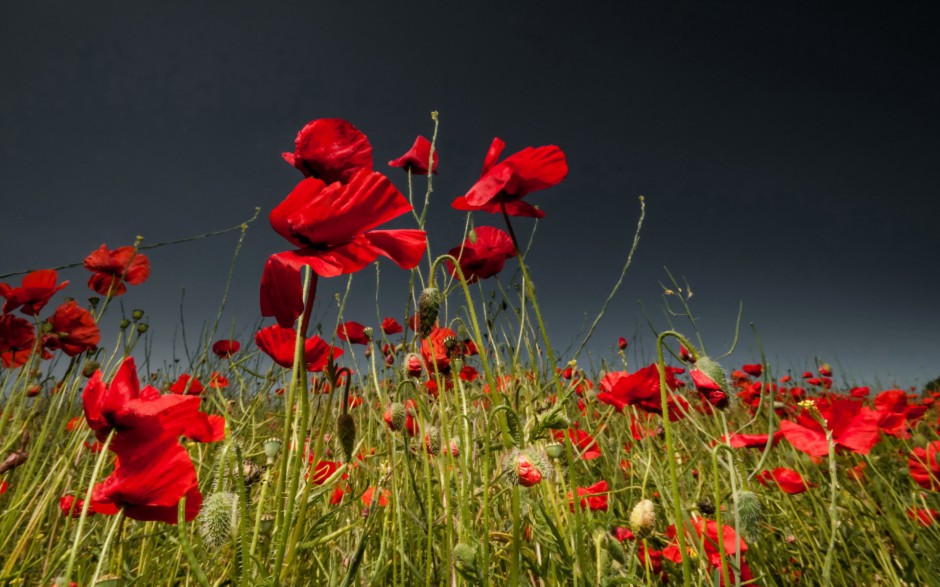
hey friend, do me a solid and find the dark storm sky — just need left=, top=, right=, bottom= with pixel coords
left=2, top=2, right=938, bottom=388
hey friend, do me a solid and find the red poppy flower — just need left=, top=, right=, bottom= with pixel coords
left=741, top=363, right=763, bottom=377
left=568, top=479, right=609, bottom=512
left=388, top=135, right=438, bottom=175
left=254, top=324, right=342, bottom=372
left=850, top=386, right=870, bottom=398
left=446, top=226, right=517, bottom=284
left=82, top=357, right=225, bottom=449
left=0, top=314, right=36, bottom=368
left=59, top=495, right=90, bottom=518
left=0, top=269, right=68, bottom=316
left=361, top=486, right=390, bottom=507
left=282, top=118, right=373, bottom=184
left=779, top=398, right=881, bottom=456
left=41, top=301, right=100, bottom=357
left=552, top=428, right=602, bottom=460
left=212, top=339, right=240, bottom=358
left=873, top=389, right=927, bottom=439
left=83, top=244, right=150, bottom=297
left=907, top=507, right=939, bottom=526
left=451, top=137, right=567, bottom=218
left=90, top=437, right=203, bottom=524
left=597, top=364, right=689, bottom=421
left=719, top=431, right=783, bottom=449
left=336, top=321, right=371, bottom=345
left=308, top=460, right=341, bottom=485
left=207, top=372, right=229, bottom=389
left=758, top=467, right=815, bottom=494
left=421, top=327, right=458, bottom=375
left=514, top=453, right=543, bottom=487
left=909, top=440, right=940, bottom=491
left=169, top=374, right=204, bottom=395
left=459, top=365, right=479, bottom=382
left=261, top=170, right=427, bottom=326
left=663, top=517, right=751, bottom=585
left=381, top=317, right=403, bottom=335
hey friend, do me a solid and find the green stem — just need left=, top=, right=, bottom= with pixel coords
left=64, top=429, right=116, bottom=583
left=655, top=330, right=695, bottom=587
left=178, top=496, right=211, bottom=587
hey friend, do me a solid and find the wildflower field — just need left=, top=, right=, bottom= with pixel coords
left=1, top=115, right=939, bottom=587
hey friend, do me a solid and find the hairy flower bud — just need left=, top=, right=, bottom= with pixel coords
left=734, top=490, right=761, bottom=542
left=424, top=426, right=442, bottom=455
left=403, top=352, right=423, bottom=377
left=417, top=287, right=442, bottom=338
left=690, top=355, right=732, bottom=410
left=199, top=492, right=238, bottom=549
left=383, top=402, right=407, bottom=432
left=336, top=413, right=356, bottom=462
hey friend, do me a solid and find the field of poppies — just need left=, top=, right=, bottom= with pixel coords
left=1, top=116, right=938, bottom=587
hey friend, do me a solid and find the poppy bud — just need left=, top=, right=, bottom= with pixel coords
left=818, top=362, right=832, bottom=377
left=263, top=437, right=283, bottom=464
left=541, top=408, right=570, bottom=430
left=119, top=318, right=130, bottom=330
left=136, top=323, right=148, bottom=334
left=403, top=353, right=423, bottom=378
left=131, top=308, right=144, bottom=321
left=425, top=426, right=442, bottom=455
left=336, top=413, right=356, bottom=462
left=618, top=337, right=628, bottom=351
left=453, top=542, right=478, bottom=579
left=82, top=361, right=100, bottom=378
left=417, top=287, right=442, bottom=338
left=629, top=499, right=656, bottom=539
left=507, top=448, right=552, bottom=487
left=690, top=355, right=732, bottom=410
left=447, top=437, right=460, bottom=457
left=733, top=490, right=761, bottom=542
left=199, top=492, right=239, bottom=549
left=384, top=402, right=407, bottom=432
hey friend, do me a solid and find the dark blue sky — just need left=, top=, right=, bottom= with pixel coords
left=2, top=2, right=938, bottom=388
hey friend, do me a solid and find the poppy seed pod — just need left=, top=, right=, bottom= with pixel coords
left=234, top=459, right=265, bottom=487
left=417, top=287, right=442, bottom=338
left=263, top=437, right=283, bottom=464
left=630, top=499, right=656, bottom=539
left=336, top=413, right=356, bottom=462
left=131, top=308, right=144, bottom=321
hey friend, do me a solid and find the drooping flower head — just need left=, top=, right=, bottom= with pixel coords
left=0, top=269, right=68, bottom=316
left=446, top=226, right=517, bottom=284
left=42, top=301, right=100, bottom=356
left=452, top=137, right=567, bottom=218
left=0, top=314, right=36, bottom=368
left=83, top=244, right=150, bottom=297
left=282, top=118, right=373, bottom=184
left=212, top=339, right=240, bottom=358
left=388, top=135, right=438, bottom=175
